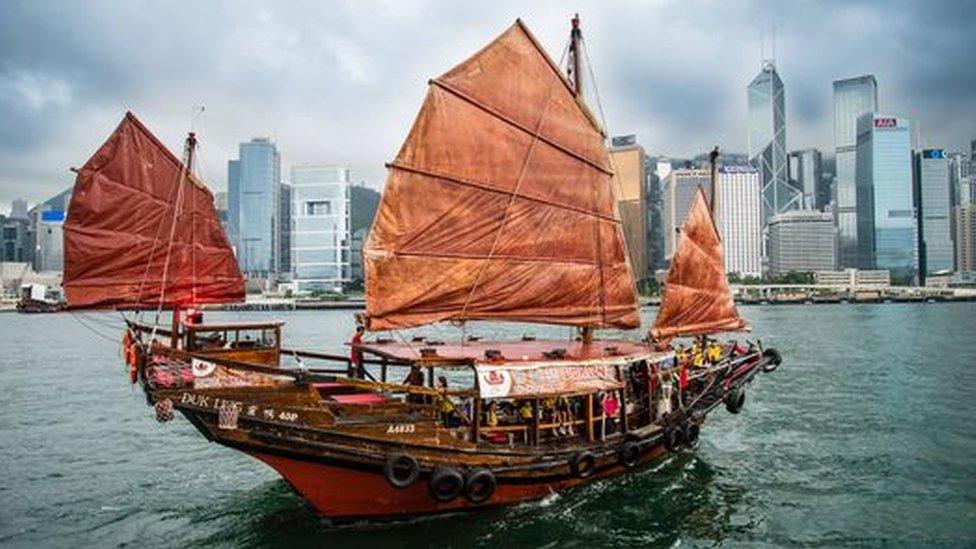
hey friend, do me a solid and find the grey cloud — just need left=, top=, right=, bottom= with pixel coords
left=1, top=0, right=974, bottom=212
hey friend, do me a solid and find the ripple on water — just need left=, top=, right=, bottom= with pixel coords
left=1, top=305, right=976, bottom=547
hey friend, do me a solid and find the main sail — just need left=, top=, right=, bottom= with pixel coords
left=651, top=188, right=748, bottom=340
left=63, top=112, right=244, bottom=309
left=364, top=20, right=640, bottom=331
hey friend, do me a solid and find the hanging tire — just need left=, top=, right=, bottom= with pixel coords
left=384, top=453, right=420, bottom=489
left=428, top=466, right=464, bottom=503
left=725, top=387, right=746, bottom=414
left=464, top=468, right=496, bottom=504
left=617, top=441, right=640, bottom=468
left=664, top=427, right=682, bottom=452
left=762, top=348, right=782, bottom=372
left=682, top=422, right=700, bottom=446
left=569, top=451, right=596, bottom=478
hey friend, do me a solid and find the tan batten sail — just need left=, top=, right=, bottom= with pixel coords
left=63, top=112, right=244, bottom=309
left=651, top=188, right=748, bottom=340
left=364, top=20, right=639, bottom=331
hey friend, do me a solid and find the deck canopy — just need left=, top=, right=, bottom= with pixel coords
left=651, top=188, right=748, bottom=340
left=356, top=338, right=667, bottom=367
left=364, top=20, right=640, bottom=331
left=64, top=112, right=244, bottom=309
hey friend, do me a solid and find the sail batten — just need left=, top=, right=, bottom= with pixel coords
left=364, top=21, right=639, bottom=331
left=63, top=112, right=244, bottom=310
left=651, top=188, right=748, bottom=340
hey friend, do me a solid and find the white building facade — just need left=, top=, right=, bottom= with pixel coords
left=715, top=166, right=763, bottom=277
left=290, top=166, right=351, bottom=293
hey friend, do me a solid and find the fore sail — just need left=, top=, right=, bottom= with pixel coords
left=650, top=187, right=748, bottom=339
left=364, top=20, right=640, bottom=331
left=63, top=112, right=244, bottom=309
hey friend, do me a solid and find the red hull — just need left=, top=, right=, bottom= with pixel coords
left=248, top=445, right=667, bottom=520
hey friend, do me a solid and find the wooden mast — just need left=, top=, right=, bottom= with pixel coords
left=570, top=13, right=596, bottom=346
left=170, top=131, right=198, bottom=349
left=709, top=146, right=719, bottom=216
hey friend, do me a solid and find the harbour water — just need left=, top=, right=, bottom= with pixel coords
left=1, top=304, right=974, bottom=547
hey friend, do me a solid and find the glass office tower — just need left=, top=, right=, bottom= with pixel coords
left=748, top=61, right=799, bottom=227
left=787, top=148, right=823, bottom=210
left=228, top=138, right=280, bottom=276
left=913, top=149, right=954, bottom=278
left=291, top=166, right=350, bottom=293
left=833, top=75, right=878, bottom=267
left=855, top=113, right=916, bottom=283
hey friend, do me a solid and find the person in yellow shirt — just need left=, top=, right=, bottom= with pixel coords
left=707, top=341, right=723, bottom=364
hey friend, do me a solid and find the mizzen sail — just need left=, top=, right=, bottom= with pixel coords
left=651, top=188, right=748, bottom=340
left=364, top=20, right=639, bottom=331
left=63, top=112, right=244, bottom=309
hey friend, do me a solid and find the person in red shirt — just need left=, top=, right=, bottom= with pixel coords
left=349, top=325, right=365, bottom=378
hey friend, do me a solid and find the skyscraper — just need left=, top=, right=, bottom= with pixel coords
left=833, top=75, right=878, bottom=267
left=955, top=204, right=976, bottom=272
left=279, top=182, right=292, bottom=277
left=913, top=149, right=954, bottom=279
left=645, top=155, right=664, bottom=274
left=227, top=138, right=280, bottom=277
left=748, top=60, right=797, bottom=227
left=9, top=199, right=28, bottom=220
left=788, top=148, right=823, bottom=210
left=855, top=114, right=916, bottom=283
left=609, top=135, right=647, bottom=279
left=767, top=210, right=837, bottom=275
left=715, top=166, right=762, bottom=277
left=662, top=169, right=711, bottom=262
left=291, top=166, right=350, bottom=293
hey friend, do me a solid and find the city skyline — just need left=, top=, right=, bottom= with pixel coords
left=2, top=1, right=975, bottom=212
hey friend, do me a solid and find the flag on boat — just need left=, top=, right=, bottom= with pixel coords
left=63, top=112, right=244, bottom=309
left=364, top=20, right=640, bottom=331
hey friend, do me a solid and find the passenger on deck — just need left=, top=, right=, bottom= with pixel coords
left=436, top=376, right=465, bottom=427
left=602, top=391, right=620, bottom=437
left=707, top=340, right=723, bottom=364
left=349, top=325, right=365, bottom=377
left=556, top=396, right=575, bottom=436
left=403, top=365, right=425, bottom=404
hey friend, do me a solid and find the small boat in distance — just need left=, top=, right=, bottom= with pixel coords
left=63, top=16, right=781, bottom=521
left=17, top=283, right=65, bottom=313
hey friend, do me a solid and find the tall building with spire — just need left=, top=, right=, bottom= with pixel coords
left=833, top=75, right=878, bottom=267
left=748, top=60, right=797, bottom=229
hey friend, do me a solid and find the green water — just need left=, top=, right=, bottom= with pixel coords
left=1, top=304, right=974, bottom=547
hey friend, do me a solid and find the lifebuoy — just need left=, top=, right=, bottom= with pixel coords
left=664, top=427, right=682, bottom=451
left=682, top=422, right=701, bottom=446
left=762, top=348, right=782, bottom=372
left=464, top=468, right=496, bottom=504
left=383, top=454, right=420, bottom=489
left=725, top=387, right=746, bottom=414
left=569, top=451, right=596, bottom=478
left=617, top=441, right=640, bottom=468
left=428, top=466, right=464, bottom=502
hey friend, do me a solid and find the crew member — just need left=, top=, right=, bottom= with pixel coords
left=349, top=325, right=365, bottom=377
left=403, top=365, right=425, bottom=404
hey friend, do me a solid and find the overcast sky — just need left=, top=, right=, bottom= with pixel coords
left=1, top=0, right=974, bottom=213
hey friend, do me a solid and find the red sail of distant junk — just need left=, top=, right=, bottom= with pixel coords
left=63, top=112, right=244, bottom=309
left=651, top=187, right=748, bottom=341
left=363, top=21, right=640, bottom=331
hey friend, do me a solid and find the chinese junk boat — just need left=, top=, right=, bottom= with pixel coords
left=64, top=18, right=781, bottom=521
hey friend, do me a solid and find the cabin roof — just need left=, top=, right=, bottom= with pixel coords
left=356, top=338, right=668, bottom=366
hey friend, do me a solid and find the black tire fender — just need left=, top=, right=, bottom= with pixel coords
left=762, top=348, right=782, bottom=372
left=664, top=427, right=683, bottom=451
left=384, top=453, right=420, bottom=489
left=725, top=386, right=746, bottom=414
left=617, top=441, right=640, bottom=468
left=464, top=468, right=496, bottom=504
left=428, top=466, right=464, bottom=503
left=569, top=451, right=597, bottom=478
left=682, top=422, right=701, bottom=446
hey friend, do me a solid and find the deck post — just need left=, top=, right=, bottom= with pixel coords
left=586, top=393, right=594, bottom=442
left=532, top=399, right=540, bottom=446
left=472, top=398, right=482, bottom=442
left=381, top=358, right=388, bottom=383
left=618, top=364, right=629, bottom=433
